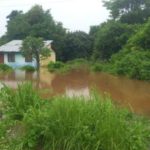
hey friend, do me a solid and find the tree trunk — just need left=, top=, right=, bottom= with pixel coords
left=36, top=53, right=40, bottom=71
left=35, top=53, right=40, bottom=88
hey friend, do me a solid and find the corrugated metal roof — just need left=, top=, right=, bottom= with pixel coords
left=0, top=40, right=53, bottom=52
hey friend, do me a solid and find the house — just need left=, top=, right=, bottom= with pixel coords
left=0, top=40, right=56, bottom=68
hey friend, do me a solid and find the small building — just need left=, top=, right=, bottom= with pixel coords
left=0, top=40, right=56, bottom=68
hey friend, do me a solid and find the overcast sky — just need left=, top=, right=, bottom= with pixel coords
left=0, top=0, right=109, bottom=36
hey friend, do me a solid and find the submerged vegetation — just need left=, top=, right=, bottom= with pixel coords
left=0, top=83, right=150, bottom=150
left=21, top=65, right=36, bottom=72
left=48, top=59, right=90, bottom=73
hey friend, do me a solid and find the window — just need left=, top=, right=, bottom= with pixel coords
left=8, top=53, right=15, bottom=62
left=25, top=55, right=32, bottom=62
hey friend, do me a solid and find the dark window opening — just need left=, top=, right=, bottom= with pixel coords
left=25, top=55, right=32, bottom=62
left=8, top=53, right=15, bottom=62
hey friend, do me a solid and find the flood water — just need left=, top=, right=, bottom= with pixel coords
left=0, top=68, right=150, bottom=116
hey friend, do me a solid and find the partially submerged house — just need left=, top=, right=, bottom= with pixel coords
left=0, top=40, right=56, bottom=68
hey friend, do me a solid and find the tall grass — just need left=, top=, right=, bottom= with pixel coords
left=0, top=83, right=149, bottom=150
left=0, top=83, right=42, bottom=120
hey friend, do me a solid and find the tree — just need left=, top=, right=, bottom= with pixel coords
left=21, top=36, right=50, bottom=70
left=7, top=13, right=30, bottom=40
left=0, top=35, right=8, bottom=46
left=93, top=21, right=137, bottom=60
left=103, top=0, right=150, bottom=24
left=60, top=31, right=92, bottom=62
left=126, top=19, right=150, bottom=51
left=5, top=5, right=66, bottom=60
left=89, top=25, right=100, bottom=52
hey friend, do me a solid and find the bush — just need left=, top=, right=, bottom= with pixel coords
left=91, top=63, right=103, bottom=72
left=21, top=65, right=36, bottom=72
left=47, top=61, right=64, bottom=72
left=0, top=64, right=13, bottom=72
left=0, top=83, right=149, bottom=150
left=48, top=59, right=90, bottom=73
left=111, top=50, right=150, bottom=80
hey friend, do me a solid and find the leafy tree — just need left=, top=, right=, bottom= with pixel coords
left=21, top=36, right=50, bottom=70
left=7, top=10, right=23, bottom=21
left=5, top=5, right=66, bottom=60
left=103, top=0, right=150, bottom=24
left=93, top=21, right=137, bottom=60
left=60, top=31, right=92, bottom=62
left=108, top=20, right=150, bottom=80
left=89, top=25, right=100, bottom=52
left=111, top=49, right=150, bottom=80
left=126, top=19, right=150, bottom=50
left=0, top=35, right=8, bottom=46
left=7, top=13, right=30, bottom=40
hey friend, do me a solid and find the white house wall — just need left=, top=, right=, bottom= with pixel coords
left=4, top=53, right=37, bottom=68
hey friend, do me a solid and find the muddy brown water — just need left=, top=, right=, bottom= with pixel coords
left=0, top=69, right=150, bottom=116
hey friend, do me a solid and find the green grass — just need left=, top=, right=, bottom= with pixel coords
left=0, top=64, right=13, bottom=72
left=0, top=83, right=149, bottom=150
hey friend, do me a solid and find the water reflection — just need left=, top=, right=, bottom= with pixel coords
left=0, top=70, right=37, bottom=88
left=0, top=69, right=150, bottom=116
left=66, top=86, right=90, bottom=98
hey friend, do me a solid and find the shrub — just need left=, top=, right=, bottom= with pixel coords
left=66, top=59, right=89, bottom=71
left=21, top=65, right=36, bottom=72
left=0, top=64, right=13, bottom=72
left=48, top=59, right=90, bottom=73
left=47, top=61, right=64, bottom=72
left=111, top=50, right=150, bottom=80
left=91, top=63, right=103, bottom=72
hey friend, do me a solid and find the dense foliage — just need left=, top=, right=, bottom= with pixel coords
left=6, top=5, right=66, bottom=41
left=0, top=83, right=149, bottom=150
left=126, top=19, right=150, bottom=50
left=103, top=0, right=150, bottom=24
left=93, top=21, right=137, bottom=60
left=90, top=0, right=150, bottom=80
left=111, top=50, right=150, bottom=80
left=48, top=59, right=89, bottom=73
left=108, top=19, right=150, bottom=80
left=59, top=31, right=92, bottom=62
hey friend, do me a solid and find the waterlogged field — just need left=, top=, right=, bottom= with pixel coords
left=0, top=83, right=150, bottom=150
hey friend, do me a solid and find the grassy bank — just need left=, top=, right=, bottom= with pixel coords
left=0, top=83, right=150, bottom=150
